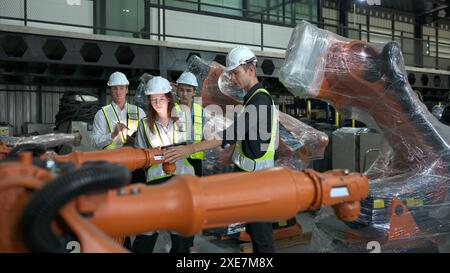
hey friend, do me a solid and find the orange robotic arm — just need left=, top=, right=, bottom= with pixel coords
left=0, top=149, right=368, bottom=253
left=43, top=147, right=164, bottom=171
left=81, top=168, right=367, bottom=237
left=42, top=146, right=178, bottom=174
left=0, top=142, right=11, bottom=160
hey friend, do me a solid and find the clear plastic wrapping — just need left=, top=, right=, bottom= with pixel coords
left=280, top=21, right=450, bottom=252
left=432, top=104, right=445, bottom=120
left=0, top=132, right=82, bottom=148
left=186, top=55, right=329, bottom=172
left=134, top=73, right=154, bottom=112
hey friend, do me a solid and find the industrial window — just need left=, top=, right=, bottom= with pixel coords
left=247, top=0, right=285, bottom=23
left=162, top=0, right=198, bottom=11
left=157, top=0, right=243, bottom=16
left=292, top=0, right=317, bottom=23
left=247, top=0, right=317, bottom=25
left=200, top=0, right=243, bottom=17
left=99, top=0, right=145, bottom=38
left=0, top=0, right=94, bottom=33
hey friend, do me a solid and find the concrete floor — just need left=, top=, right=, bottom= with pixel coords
left=148, top=211, right=450, bottom=253
left=152, top=213, right=315, bottom=253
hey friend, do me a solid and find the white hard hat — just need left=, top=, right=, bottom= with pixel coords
left=144, top=76, right=172, bottom=95
left=107, top=71, right=129, bottom=86
left=176, top=71, right=198, bottom=87
left=225, top=46, right=257, bottom=72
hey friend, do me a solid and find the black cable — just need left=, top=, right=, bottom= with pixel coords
left=21, top=161, right=130, bottom=253
left=55, top=91, right=102, bottom=130
left=441, top=104, right=450, bottom=125
left=5, top=144, right=46, bottom=160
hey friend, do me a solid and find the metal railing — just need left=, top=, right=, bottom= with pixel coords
left=1, top=0, right=449, bottom=69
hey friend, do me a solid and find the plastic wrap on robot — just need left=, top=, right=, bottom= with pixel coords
left=186, top=55, right=329, bottom=171
left=432, top=105, right=445, bottom=120
left=134, top=73, right=154, bottom=112
left=280, top=20, right=450, bottom=252
left=1, top=132, right=82, bottom=148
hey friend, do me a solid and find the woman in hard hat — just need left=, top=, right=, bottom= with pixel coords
left=132, top=76, right=195, bottom=253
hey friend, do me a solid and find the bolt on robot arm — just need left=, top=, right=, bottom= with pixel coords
left=0, top=148, right=368, bottom=253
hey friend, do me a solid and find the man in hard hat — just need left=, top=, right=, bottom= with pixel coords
left=176, top=71, right=205, bottom=176
left=175, top=71, right=206, bottom=252
left=91, top=71, right=146, bottom=150
left=165, top=46, right=278, bottom=253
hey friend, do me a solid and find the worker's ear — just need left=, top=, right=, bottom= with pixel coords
left=169, top=92, right=177, bottom=102
left=248, top=64, right=257, bottom=77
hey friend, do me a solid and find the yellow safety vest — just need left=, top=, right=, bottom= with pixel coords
left=102, top=103, right=140, bottom=149
left=141, top=104, right=194, bottom=182
left=231, top=88, right=277, bottom=172
left=189, top=102, right=205, bottom=160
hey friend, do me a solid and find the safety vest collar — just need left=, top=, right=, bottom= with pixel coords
left=189, top=102, right=205, bottom=160
left=232, top=88, right=277, bottom=172
left=141, top=118, right=176, bottom=148
left=243, top=82, right=264, bottom=104
left=140, top=117, right=194, bottom=182
left=102, top=103, right=140, bottom=149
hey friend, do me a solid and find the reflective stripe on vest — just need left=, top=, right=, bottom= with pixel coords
left=173, top=103, right=188, bottom=143
left=127, top=104, right=140, bottom=134
left=141, top=114, right=194, bottom=182
left=102, top=103, right=140, bottom=149
left=189, top=102, right=205, bottom=160
left=231, top=88, right=277, bottom=172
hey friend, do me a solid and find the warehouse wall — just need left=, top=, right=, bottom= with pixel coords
left=0, top=0, right=94, bottom=34
left=0, top=0, right=25, bottom=26
left=0, top=85, right=98, bottom=136
left=323, top=7, right=338, bottom=34
left=149, top=8, right=291, bottom=53
left=347, top=11, right=368, bottom=41
left=1, top=0, right=450, bottom=64
left=153, top=9, right=260, bottom=48
left=0, top=86, right=42, bottom=136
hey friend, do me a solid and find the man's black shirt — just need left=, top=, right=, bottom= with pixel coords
left=221, top=82, right=273, bottom=159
